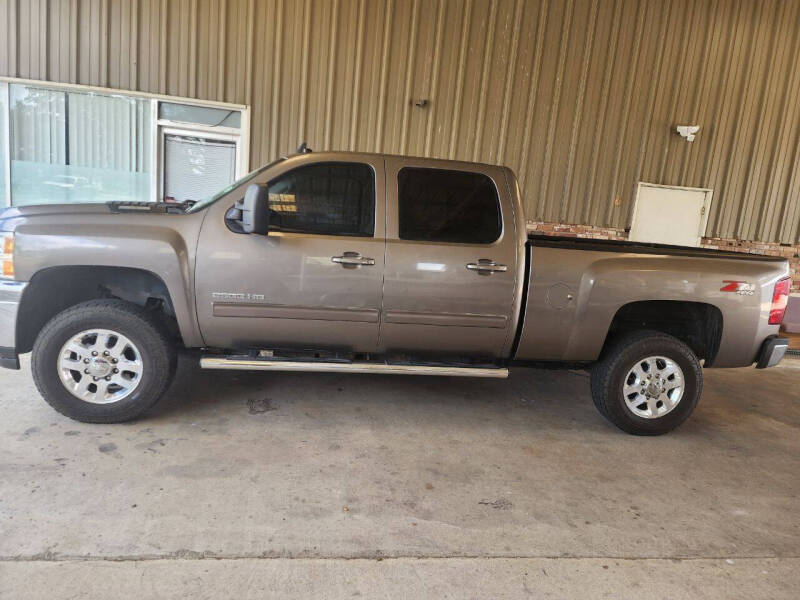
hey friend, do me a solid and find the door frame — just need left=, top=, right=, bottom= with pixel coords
left=379, top=156, right=522, bottom=359
left=193, top=153, right=387, bottom=353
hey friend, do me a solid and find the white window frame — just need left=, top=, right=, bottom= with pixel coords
left=158, top=126, right=243, bottom=203
left=0, top=76, right=250, bottom=208
left=1, top=81, right=10, bottom=208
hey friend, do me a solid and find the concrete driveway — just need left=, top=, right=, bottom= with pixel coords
left=1, top=355, right=799, bottom=599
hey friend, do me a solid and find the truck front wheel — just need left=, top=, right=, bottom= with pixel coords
left=590, top=330, right=702, bottom=435
left=32, top=299, right=176, bottom=423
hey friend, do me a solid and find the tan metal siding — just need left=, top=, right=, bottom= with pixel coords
left=2, top=0, right=800, bottom=243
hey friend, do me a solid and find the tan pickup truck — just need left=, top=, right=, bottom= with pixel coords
left=0, top=149, right=791, bottom=434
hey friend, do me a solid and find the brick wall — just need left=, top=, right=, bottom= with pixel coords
left=527, top=220, right=800, bottom=293
left=701, top=237, right=800, bottom=292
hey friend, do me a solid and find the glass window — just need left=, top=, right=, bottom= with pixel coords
left=267, top=163, right=375, bottom=237
left=398, top=167, right=502, bottom=244
left=163, top=135, right=237, bottom=203
left=159, top=102, right=241, bottom=128
left=188, top=158, right=285, bottom=213
left=9, top=85, right=151, bottom=206
left=0, top=85, right=6, bottom=206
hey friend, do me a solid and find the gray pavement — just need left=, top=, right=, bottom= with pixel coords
left=1, top=354, right=799, bottom=598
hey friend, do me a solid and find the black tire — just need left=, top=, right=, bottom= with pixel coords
left=590, top=330, right=702, bottom=435
left=32, top=299, right=176, bottom=423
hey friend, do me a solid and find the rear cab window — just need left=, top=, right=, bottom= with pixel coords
left=268, top=162, right=375, bottom=237
left=398, top=167, right=502, bottom=244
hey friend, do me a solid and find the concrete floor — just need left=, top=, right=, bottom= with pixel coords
left=1, top=354, right=799, bottom=599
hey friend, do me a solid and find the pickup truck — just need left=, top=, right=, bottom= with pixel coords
left=0, top=149, right=791, bottom=435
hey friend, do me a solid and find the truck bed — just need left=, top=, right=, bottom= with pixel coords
left=527, top=234, right=786, bottom=262
left=515, top=235, right=788, bottom=366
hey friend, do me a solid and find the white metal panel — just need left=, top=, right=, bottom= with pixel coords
left=629, top=182, right=713, bottom=247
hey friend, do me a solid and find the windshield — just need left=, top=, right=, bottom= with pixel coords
left=186, top=158, right=285, bottom=213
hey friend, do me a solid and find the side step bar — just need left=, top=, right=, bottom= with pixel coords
left=200, top=356, right=509, bottom=379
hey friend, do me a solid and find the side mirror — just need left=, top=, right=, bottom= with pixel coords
left=241, top=184, right=270, bottom=235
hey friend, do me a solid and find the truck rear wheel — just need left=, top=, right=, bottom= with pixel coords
left=32, top=299, right=176, bottom=423
left=590, top=330, right=702, bottom=435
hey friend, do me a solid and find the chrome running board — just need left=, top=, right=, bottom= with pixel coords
left=200, top=356, right=509, bottom=378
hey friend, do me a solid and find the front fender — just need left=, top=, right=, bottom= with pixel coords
left=12, top=214, right=206, bottom=347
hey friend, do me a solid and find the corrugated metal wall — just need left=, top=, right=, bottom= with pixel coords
left=2, top=0, right=800, bottom=243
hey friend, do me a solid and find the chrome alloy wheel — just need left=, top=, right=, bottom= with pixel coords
left=622, top=355, right=684, bottom=419
left=57, top=329, right=144, bottom=404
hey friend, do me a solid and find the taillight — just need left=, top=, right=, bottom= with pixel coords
left=768, top=277, right=791, bottom=325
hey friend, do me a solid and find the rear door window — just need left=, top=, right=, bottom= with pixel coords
left=268, top=162, right=375, bottom=237
left=398, top=167, right=502, bottom=244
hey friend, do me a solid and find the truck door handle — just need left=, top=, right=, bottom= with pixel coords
left=332, top=252, right=376, bottom=267
left=466, top=259, right=508, bottom=274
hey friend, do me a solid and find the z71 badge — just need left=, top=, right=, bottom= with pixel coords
left=720, top=281, right=756, bottom=295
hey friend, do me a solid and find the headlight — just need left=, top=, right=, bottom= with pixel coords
left=1, top=232, right=14, bottom=279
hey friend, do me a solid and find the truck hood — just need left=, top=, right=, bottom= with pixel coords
left=2, top=203, right=113, bottom=218
left=0, top=204, right=108, bottom=231
left=0, top=202, right=191, bottom=231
